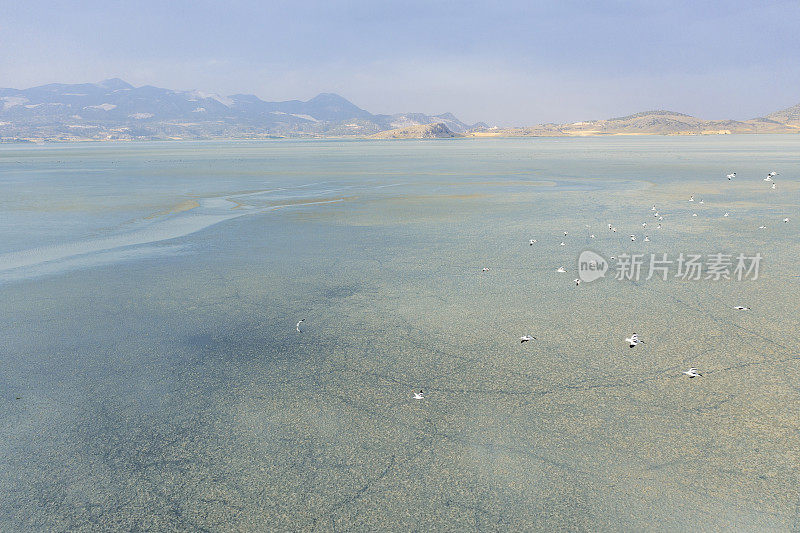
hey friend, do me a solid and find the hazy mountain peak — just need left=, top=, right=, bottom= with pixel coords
left=308, top=92, right=351, bottom=104
left=301, top=93, right=373, bottom=121
left=96, top=78, right=134, bottom=91
left=436, top=112, right=458, bottom=121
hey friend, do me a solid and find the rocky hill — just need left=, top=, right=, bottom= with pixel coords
left=368, top=122, right=463, bottom=139
left=765, top=103, right=800, bottom=128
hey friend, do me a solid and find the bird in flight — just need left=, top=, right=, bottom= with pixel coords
left=683, top=368, right=703, bottom=378
left=296, top=319, right=305, bottom=333
left=625, top=333, right=644, bottom=348
left=413, top=390, right=424, bottom=400
left=734, top=306, right=751, bottom=311
left=726, top=172, right=736, bottom=180
left=520, top=334, right=536, bottom=343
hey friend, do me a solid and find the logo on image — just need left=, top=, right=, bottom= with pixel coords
left=578, top=250, right=608, bottom=283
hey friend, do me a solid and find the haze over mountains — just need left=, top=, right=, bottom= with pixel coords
left=1, top=79, right=799, bottom=141
left=0, top=79, right=482, bottom=141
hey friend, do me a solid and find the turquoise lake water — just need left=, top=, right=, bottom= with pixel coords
left=1, top=136, right=799, bottom=530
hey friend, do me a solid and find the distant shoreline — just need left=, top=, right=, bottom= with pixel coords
left=3, top=130, right=800, bottom=144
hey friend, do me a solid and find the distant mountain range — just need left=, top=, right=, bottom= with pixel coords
left=0, top=78, right=484, bottom=141
left=1, top=78, right=799, bottom=141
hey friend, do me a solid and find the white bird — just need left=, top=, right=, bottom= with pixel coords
left=630, top=234, right=636, bottom=241
left=520, top=334, right=536, bottom=343
left=625, top=333, right=644, bottom=348
left=683, top=368, right=702, bottom=378
left=564, top=231, right=568, bottom=236
left=768, top=171, right=778, bottom=177
left=689, top=195, right=695, bottom=202
left=642, top=222, right=647, bottom=228
left=413, top=390, right=425, bottom=399
left=783, top=218, right=790, bottom=223
left=651, top=205, right=656, bottom=211
left=482, top=267, right=490, bottom=272
left=658, top=216, right=664, bottom=221
left=699, top=200, right=704, bottom=205
left=657, top=223, right=662, bottom=229
left=590, top=234, right=596, bottom=239
left=771, top=182, right=777, bottom=190
left=556, top=266, right=566, bottom=273
left=759, top=225, right=766, bottom=229
left=560, top=241, right=566, bottom=246
left=296, top=319, right=305, bottom=333
left=724, top=212, right=729, bottom=217
left=529, top=239, right=537, bottom=245
left=654, top=212, right=659, bottom=217
left=612, top=227, right=617, bottom=232
left=727, top=172, right=736, bottom=180
left=692, top=213, right=698, bottom=217
left=764, top=176, right=773, bottom=182
left=574, top=278, right=581, bottom=286
left=644, top=236, right=650, bottom=242
left=608, top=223, right=613, bottom=230
left=734, top=306, right=751, bottom=311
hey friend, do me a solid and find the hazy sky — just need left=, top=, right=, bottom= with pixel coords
left=2, top=0, right=799, bottom=126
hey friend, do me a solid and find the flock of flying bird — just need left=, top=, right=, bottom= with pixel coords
left=523, top=168, right=784, bottom=385
left=296, top=169, right=787, bottom=399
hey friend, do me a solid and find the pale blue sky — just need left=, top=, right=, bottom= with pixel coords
left=1, top=0, right=799, bottom=125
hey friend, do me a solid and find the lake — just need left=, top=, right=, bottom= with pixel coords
left=1, top=136, right=798, bottom=531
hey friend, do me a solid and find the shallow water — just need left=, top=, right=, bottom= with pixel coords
left=1, top=137, right=799, bottom=531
